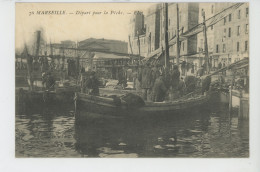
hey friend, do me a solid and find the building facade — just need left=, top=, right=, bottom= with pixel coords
left=128, top=2, right=249, bottom=74
left=128, top=11, right=147, bottom=57
left=166, top=3, right=199, bottom=61
left=129, top=3, right=199, bottom=64
left=213, top=3, right=249, bottom=67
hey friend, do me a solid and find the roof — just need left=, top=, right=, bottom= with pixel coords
left=93, top=52, right=130, bottom=60
left=79, top=38, right=126, bottom=45
left=78, top=38, right=128, bottom=54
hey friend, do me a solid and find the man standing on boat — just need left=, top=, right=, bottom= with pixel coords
left=139, top=63, right=153, bottom=101
left=201, top=75, right=211, bottom=95
left=169, top=65, right=180, bottom=100
left=86, top=71, right=100, bottom=96
left=178, top=77, right=186, bottom=97
left=197, top=66, right=204, bottom=77
left=181, top=60, right=186, bottom=76
left=42, top=71, right=55, bottom=91
left=151, top=73, right=167, bottom=102
left=151, top=64, right=161, bottom=88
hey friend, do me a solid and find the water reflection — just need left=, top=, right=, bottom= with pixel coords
left=16, top=103, right=249, bottom=157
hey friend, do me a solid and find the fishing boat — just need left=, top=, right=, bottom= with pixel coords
left=74, top=90, right=211, bottom=118
left=16, top=30, right=80, bottom=108
left=74, top=3, right=212, bottom=119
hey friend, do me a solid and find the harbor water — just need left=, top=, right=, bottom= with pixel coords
left=15, top=103, right=249, bottom=158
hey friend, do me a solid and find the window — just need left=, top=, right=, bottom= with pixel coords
left=237, top=42, right=240, bottom=52
left=169, top=19, right=170, bottom=26
left=224, top=17, right=226, bottom=25
left=246, top=8, right=249, bottom=17
left=224, top=28, right=226, bottom=38
left=211, top=25, right=214, bottom=30
left=245, top=41, right=248, bottom=51
left=238, top=10, right=241, bottom=19
left=211, top=5, right=214, bottom=14
left=216, top=44, right=219, bottom=53
left=245, top=24, right=249, bottom=33
left=183, top=42, right=185, bottom=51
left=228, top=27, right=231, bottom=37
left=223, top=44, right=226, bottom=53
left=229, top=14, right=232, bottom=22
left=237, top=26, right=240, bottom=36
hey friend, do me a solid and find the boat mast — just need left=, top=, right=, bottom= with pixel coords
left=202, top=9, right=209, bottom=74
left=50, top=41, right=53, bottom=57
left=164, top=3, right=170, bottom=70
left=35, top=31, right=41, bottom=62
left=25, top=44, right=33, bottom=91
left=128, top=35, right=134, bottom=55
left=76, top=41, right=80, bottom=77
left=176, top=3, right=180, bottom=69
left=128, top=35, right=134, bottom=64
left=137, top=31, right=141, bottom=65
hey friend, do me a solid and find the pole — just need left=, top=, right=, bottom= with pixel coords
left=229, top=85, right=233, bottom=113
left=176, top=4, right=180, bottom=69
left=50, top=41, right=53, bottom=57
left=35, top=31, right=41, bottom=62
left=137, top=32, right=141, bottom=65
left=128, top=35, right=133, bottom=55
left=202, top=9, right=209, bottom=74
left=76, top=41, right=80, bottom=77
left=25, top=45, right=33, bottom=91
left=128, top=35, right=134, bottom=64
left=164, top=3, right=170, bottom=70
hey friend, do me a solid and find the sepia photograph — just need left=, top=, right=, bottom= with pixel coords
left=14, top=2, right=250, bottom=158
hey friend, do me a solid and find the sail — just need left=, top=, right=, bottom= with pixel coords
left=169, top=3, right=245, bottom=46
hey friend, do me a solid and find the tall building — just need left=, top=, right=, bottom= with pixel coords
left=129, top=3, right=199, bottom=64
left=166, top=3, right=199, bottom=61
left=128, top=11, right=147, bottom=57
left=128, top=2, right=249, bottom=71
left=213, top=3, right=249, bottom=66
left=145, top=4, right=161, bottom=53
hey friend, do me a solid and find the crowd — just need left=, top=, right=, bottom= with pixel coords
left=134, top=63, right=211, bottom=102
left=77, top=62, right=212, bottom=102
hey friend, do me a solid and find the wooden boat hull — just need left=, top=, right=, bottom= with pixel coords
left=76, top=94, right=127, bottom=116
left=16, top=86, right=79, bottom=108
left=75, top=92, right=211, bottom=119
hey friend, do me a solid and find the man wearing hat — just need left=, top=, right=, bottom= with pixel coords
left=86, top=71, right=100, bottom=96
left=151, top=72, right=167, bottom=102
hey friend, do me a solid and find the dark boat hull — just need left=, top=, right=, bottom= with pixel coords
left=15, top=86, right=79, bottom=114
left=75, top=92, right=211, bottom=119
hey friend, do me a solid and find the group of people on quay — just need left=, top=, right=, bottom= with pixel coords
left=134, top=62, right=211, bottom=102
left=15, top=55, right=69, bottom=72
left=78, top=60, right=212, bottom=103
left=16, top=52, right=212, bottom=102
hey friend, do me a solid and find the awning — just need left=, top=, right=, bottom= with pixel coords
left=93, top=52, right=129, bottom=60
left=143, top=48, right=163, bottom=61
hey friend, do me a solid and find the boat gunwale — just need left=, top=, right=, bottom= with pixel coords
left=77, top=92, right=209, bottom=108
